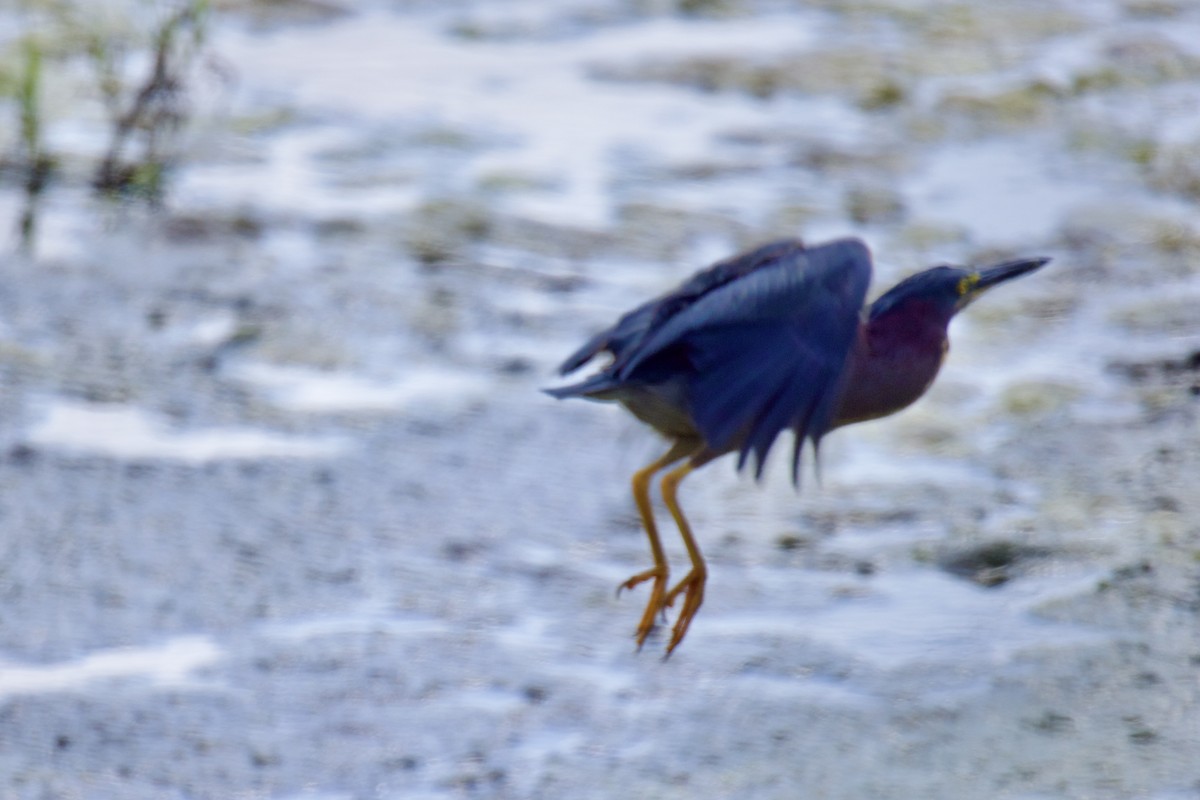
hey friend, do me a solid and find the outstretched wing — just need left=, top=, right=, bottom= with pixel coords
left=618, top=238, right=872, bottom=482
left=556, top=239, right=806, bottom=375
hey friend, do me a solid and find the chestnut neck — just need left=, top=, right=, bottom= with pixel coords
left=832, top=300, right=953, bottom=427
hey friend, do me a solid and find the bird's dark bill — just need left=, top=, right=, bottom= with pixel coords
left=974, top=256, right=1051, bottom=291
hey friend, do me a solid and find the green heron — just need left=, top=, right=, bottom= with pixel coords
left=547, top=237, right=1049, bottom=655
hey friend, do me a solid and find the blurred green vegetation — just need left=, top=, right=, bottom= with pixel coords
left=1, top=0, right=216, bottom=248
left=14, top=36, right=53, bottom=246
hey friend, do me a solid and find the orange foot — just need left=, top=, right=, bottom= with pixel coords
left=618, top=566, right=669, bottom=649
left=662, top=569, right=706, bottom=657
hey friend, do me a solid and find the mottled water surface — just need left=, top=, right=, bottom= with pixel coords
left=1, top=0, right=1198, bottom=798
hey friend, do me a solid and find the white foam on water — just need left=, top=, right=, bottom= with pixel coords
left=0, top=635, right=222, bottom=697
left=27, top=399, right=348, bottom=461
left=905, top=139, right=1103, bottom=245
left=181, top=9, right=843, bottom=227
left=706, top=569, right=1106, bottom=671
left=232, top=363, right=490, bottom=414
left=263, top=613, right=452, bottom=642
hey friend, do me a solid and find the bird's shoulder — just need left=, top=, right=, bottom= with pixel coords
left=556, top=238, right=806, bottom=374
left=646, top=238, right=808, bottom=326
left=645, top=236, right=873, bottom=337
left=618, top=237, right=875, bottom=480
left=556, top=237, right=871, bottom=376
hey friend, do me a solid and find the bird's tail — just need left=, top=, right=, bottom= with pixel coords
left=556, top=330, right=610, bottom=376
left=542, top=372, right=622, bottom=400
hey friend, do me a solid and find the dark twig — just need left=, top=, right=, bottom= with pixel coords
left=92, top=2, right=207, bottom=199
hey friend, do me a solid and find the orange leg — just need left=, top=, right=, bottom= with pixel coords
left=659, top=451, right=717, bottom=657
left=620, top=439, right=699, bottom=649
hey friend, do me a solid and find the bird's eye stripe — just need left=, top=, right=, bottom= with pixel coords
left=957, top=273, right=980, bottom=296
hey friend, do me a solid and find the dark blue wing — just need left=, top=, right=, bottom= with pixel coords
left=618, top=238, right=872, bottom=482
left=555, top=302, right=657, bottom=376
left=556, top=238, right=806, bottom=375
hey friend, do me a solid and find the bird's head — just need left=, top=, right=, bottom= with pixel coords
left=869, top=255, right=1050, bottom=325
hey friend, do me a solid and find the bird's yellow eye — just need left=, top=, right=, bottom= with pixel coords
left=957, top=273, right=980, bottom=297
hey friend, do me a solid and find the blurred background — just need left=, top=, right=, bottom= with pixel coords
left=1, top=0, right=1198, bottom=797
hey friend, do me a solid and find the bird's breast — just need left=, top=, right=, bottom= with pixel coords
left=616, top=382, right=701, bottom=441
left=831, top=326, right=947, bottom=428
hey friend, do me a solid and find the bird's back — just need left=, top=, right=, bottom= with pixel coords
left=555, top=238, right=807, bottom=376
left=548, top=237, right=872, bottom=481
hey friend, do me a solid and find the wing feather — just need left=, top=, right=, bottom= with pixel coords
left=556, top=238, right=806, bottom=375
left=618, top=238, right=872, bottom=481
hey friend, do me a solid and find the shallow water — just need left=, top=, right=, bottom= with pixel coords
left=1, top=0, right=1199, bottom=797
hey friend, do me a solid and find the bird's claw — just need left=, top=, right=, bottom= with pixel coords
left=615, top=566, right=660, bottom=597
left=618, top=567, right=670, bottom=649
left=617, top=567, right=706, bottom=654
left=663, top=569, right=706, bottom=658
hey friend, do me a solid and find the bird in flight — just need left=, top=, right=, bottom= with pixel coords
left=547, top=237, right=1049, bottom=655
